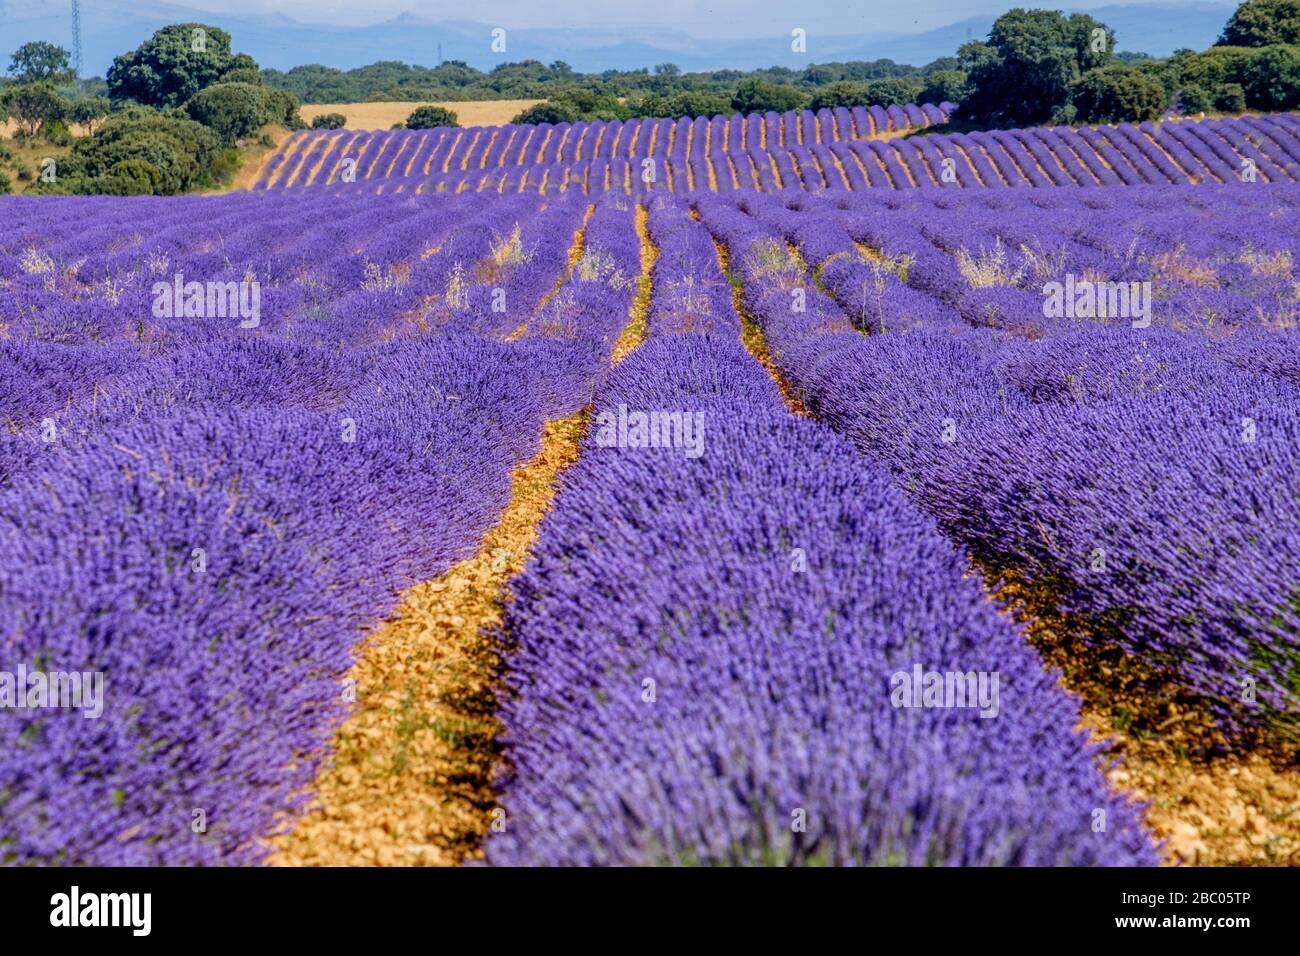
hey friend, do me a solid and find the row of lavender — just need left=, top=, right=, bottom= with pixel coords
left=0, top=190, right=634, bottom=864
left=483, top=196, right=1157, bottom=865
left=257, top=102, right=953, bottom=189
left=258, top=113, right=1300, bottom=195
left=691, top=183, right=1300, bottom=739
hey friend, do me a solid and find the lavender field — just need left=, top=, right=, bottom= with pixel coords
left=2, top=109, right=1299, bottom=868
left=254, top=109, right=1300, bottom=194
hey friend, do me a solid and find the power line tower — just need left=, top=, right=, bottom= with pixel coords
left=71, top=0, right=84, bottom=79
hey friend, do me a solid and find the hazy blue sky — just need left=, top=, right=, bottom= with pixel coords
left=159, top=0, right=1201, bottom=36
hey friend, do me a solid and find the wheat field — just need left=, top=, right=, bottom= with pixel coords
left=298, top=100, right=543, bottom=130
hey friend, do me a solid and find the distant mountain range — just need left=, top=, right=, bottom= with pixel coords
left=1, top=1, right=1237, bottom=76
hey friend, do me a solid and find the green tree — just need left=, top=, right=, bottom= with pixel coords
left=184, top=82, right=267, bottom=143
left=1177, top=83, right=1217, bottom=112
left=866, top=77, right=920, bottom=105
left=962, top=9, right=1115, bottom=125
left=311, top=112, right=347, bottom=129
left=404, top=105, right=459, bottom=128
left=664, top=90, right=731, bottom=118
left=1242, top=44, right=1300, bottom=108
left=7, top=42, right=74, bottom=83
left=107, top=24, right=237, bottom=108
left=731, top=79, right=808, bottom=115
left=918, top=70, right=970, bottom=105
left=807, top=81, right=871, bottom=110
left=260, top=87, right=303, bottom=127
left=1070, top=64, right=1170, bottom=122
left=1218, top=82, right=1249, bottom=110
left=69, top=96, right=111, bottom=135
left=632, top=90, right=731, bottom=118
left=1, top=83, right=70, bottom=136
left=1218, top=0, right=1300, bottom=46
left=184, top=82, right=300, bottom=142
left=512, top=101, right=579, bottom=124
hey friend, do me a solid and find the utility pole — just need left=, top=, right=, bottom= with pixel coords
left=71, top=0, right=84, bottom=79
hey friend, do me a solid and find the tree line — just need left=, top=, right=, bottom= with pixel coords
left=262, top=1, right=1300, bottom=128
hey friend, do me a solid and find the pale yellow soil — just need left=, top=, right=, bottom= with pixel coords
left=709, top=226, right=810, bottom=417
left=990, top=570, right=1300, bottom=867
left=216, top=125, right=292, bottom=192
left=266, top=414, right=587, bottom=866
left=268, top=205, right=654, bottom=867
left=299, top=100, right=543, bottom=131
left=609, top=204, right=655, bottom=364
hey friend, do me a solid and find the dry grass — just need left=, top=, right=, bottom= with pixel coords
left=212, top=125, right=293, bottom=193
left=299, top=100, right=543, bottom=131
left=955, top=238, right=1027, bottom=288
left=1, top=136, right=75, bottom=192
left=1, top=120, right=91, bottom=138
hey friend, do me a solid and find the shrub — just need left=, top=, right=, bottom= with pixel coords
left=311, top=112, right=346, bottom=129
left=807, top=81, right=873, bottom=111
left=40, top=118, right=73, bottom=146
left=1218, top=81, right=1249, bottom=111
left=1242, top=43, right=1300, bottom=108
left=731, top=79, right=808, bottom=115
left=631, top=90, right=731, bottom=119
left=260, top=87, right=302, bottom=128
left=1070, top=64, right=1171, bottom=122
left=404, top=105, right=458, bottom=129
left=31, top=111, right=223, bottom=195
left=918, top=70, right=970, bottom=105
left=512, top=101, right=579, bottom=125
left=866, top=77, right=921, bottom=106
left=1177, top=83, right=1216, bottom=112
left=184, top=82, right=301, bottom=144
left=220, top=67, right=262, bottom=86
left=100, top=158, right=163, bottom=195
left=184, top=82, right=266, bottom=144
